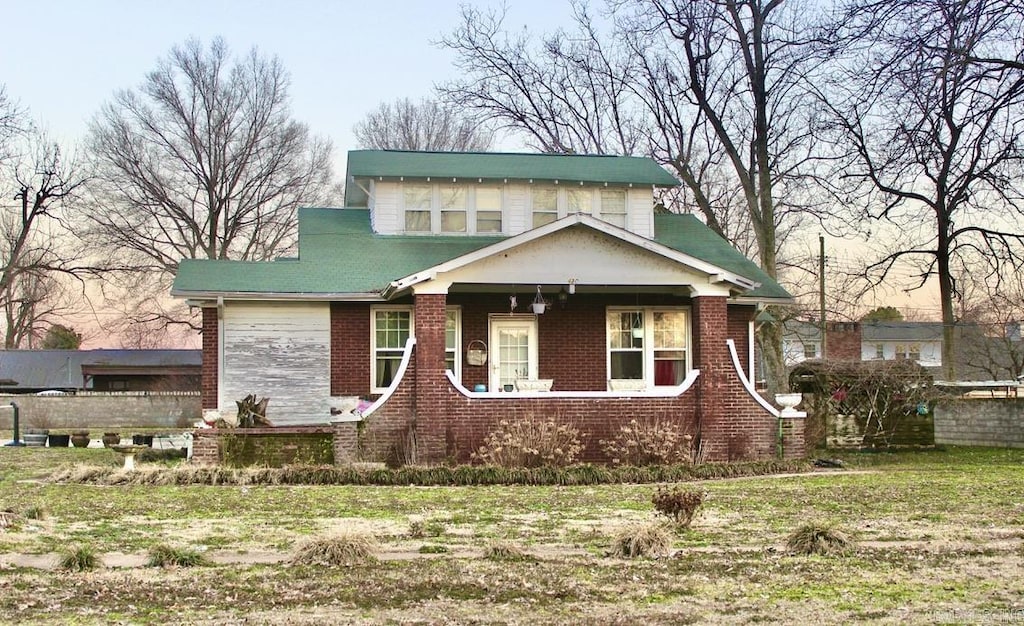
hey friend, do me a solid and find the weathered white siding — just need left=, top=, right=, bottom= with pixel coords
left=627, top=188, right=654, bottom=239
left=372, top=181, right=400, bottom=234
left=506, top=184, right=529, bottom=234
left=221, top=302, right=331, bottom=425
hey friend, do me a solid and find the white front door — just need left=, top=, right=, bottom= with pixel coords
left=489, top=316, right=538, bottom=391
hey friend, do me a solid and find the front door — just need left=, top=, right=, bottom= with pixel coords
left=489, top=316, right=538, bottom=391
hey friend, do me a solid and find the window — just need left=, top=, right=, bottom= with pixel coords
left=875, top=344, right=884, bottom=359
left=600, top=189, right=627, bottom=227
left=567, top=188, right=592, bottom=214
left=908, top=343, right=921, bottom=361
left=803, top=343, right=817, bottom=359
left=652, top=311, right=688, bottom=385
left=475, top=187, right=502, bottom=233
left=440, top=186, right=466, bottom=233
left=403, top=185, right=432, bottom=232
left=608, top=310, right=644, bottom=380
left=372, top=306, right=461, bottom=391
left=608, top=308, right=690, bottom=387
left=895, top=344, right=906, bottom=360
left=372, top=308, right=413, bottom=391
left=445, top=308, right=461, bottom=376
left=532, top=187, right=558, bottom=228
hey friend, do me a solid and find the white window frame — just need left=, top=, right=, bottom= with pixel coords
left=606, top=306, right=692, bottom=389
left=371, top=306, right=414, bottom=394
left=598, top=188, right=628, bottom=228
left=445, top=307, right=462, bottom=379
left=400, top=183, right=508, bottom=235
left=371, top=305, right=461, bottom=393
left=530, top=185, right=560, bottom=228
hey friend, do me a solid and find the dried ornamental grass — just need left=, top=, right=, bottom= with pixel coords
left=611, top=522, right=673, bottom=558
left=472, top=417, right=583, bottom=468
left=600, top=418, right=693, bottom=466
left=290, top=532, right=378, bottom=566
left=786, top=523, right=853, bottom=556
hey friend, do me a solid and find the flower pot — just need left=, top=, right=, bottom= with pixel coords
left=70, top=432, right=90, bottom=448
left=531, top=302, right=546, bottom=315
left=47, top=434, right=71, bottom=448
left=23, top=430, right=48, bottom=447
left=102, top=433, right=120, bottom=448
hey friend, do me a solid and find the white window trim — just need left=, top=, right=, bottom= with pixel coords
left=606, top=306, right=692, bottom=389
left=445, top=307, right=462, bottom=380
left=472, top=186, right=505, bottom=234
left=371, top=305, right=415, bottom=394
left=371, top=305, right=461, bottom=393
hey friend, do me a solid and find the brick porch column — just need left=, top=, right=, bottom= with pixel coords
left=693, top=295, right=729, bottom=461
left=414, top=292, right=448, bottom=462
left=201, top=307, right=218, bottom=410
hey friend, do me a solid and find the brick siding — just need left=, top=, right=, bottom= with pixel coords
left=201, top=308, right=218, bottom=410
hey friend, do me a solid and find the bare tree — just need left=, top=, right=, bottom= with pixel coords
left=353, top=98, right=494, bottom=151
left=0, top=118, right=88, bottom=349
left=85, top=37, right=334, bottom=332
left=440, top=1, right=831, bottom=393
left=820, top=0, right=1024, bottom=380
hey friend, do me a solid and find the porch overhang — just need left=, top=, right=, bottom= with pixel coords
left=383, top=214, right=760, bottom=299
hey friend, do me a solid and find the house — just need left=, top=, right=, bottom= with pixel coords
left=783, top=320, right=942, bottom=369
left=172, top=150, right=804, bottom=463
left=0, top=349, right=201, bottom=393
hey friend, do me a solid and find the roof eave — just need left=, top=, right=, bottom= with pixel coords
left=176, top=290, right=386, bottom=304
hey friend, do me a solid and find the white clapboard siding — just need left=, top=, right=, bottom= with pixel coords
left=506, top=184, right=528, bottom=235
left=372, top=181, right=400, bottom=234
left=627, top=188, right=654, bottom=239
left=221, top=302, right=331, bottom=425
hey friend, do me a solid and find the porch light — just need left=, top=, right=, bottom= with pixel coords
left=558, top=287, right=568, bottom=309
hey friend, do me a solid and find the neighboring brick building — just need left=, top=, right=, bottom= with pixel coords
left=173, top=150, right=802, bottom=463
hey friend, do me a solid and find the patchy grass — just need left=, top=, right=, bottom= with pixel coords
left=0, top=446, right=1022, bottom=623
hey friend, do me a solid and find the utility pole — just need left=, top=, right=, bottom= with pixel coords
left=819, top=234, right=826, bottom=360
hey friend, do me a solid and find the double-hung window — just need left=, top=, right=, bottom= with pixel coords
left=373, top=308, right=413, bottom=391
left=567, top=188, right=592, bottom=215
left=600, top=189, right=627, bottom=227
left=607, top=307, right=690, bottom=388
left=440, top=186, right=467, bottom=233
left=403, top=185, right=432, bottom=232
left=475, top=187, right=503, bottom=233
left=371, top=306, right=461, bottom=392
left=532, top=187, right=559, bottom=228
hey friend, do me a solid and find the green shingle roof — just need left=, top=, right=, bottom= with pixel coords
left=172, top=208, right=790, bottom=301
left=345, top=150, right=679, bottom=205
left=652, top=214, right=790, bottom=300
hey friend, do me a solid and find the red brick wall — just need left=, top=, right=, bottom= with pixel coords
left=826, top=321, right=862, bottom=361
left=728, top=305, right=755, bottom=381
left=201, top=308, right=218, bottom=410
left=330, top=302, right=372, bottom=396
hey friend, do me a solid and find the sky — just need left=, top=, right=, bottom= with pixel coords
left=0, top=0, right=939, bottom=346
left=1, top=0, right=575, bottom=172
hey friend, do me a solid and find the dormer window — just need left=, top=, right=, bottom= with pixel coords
left=403, top=185, right=432, bottom=232
left=476, top=187, right=503, bottom=233
left=440, top=186, right=467, bottom=233
left=601, top=189, right=627, bottom=228
left=532, top=187, right=558, bottom=228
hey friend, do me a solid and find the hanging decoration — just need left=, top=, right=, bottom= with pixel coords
left=531, top=285, right=549, bottom=314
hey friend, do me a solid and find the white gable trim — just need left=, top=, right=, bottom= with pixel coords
left=384, top=213, right=759, bottom=296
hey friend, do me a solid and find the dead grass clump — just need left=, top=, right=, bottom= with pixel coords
left=472, top=417, right=583, bottom=468
left=58, top=545, right=100, bottom=572
left=22, top=505, right=46, bottom=520
left=147, top=544, right=210, bottom=568
left=611, top=522, right=673, bottom=558
left=290, top=533, right=378, bottom=566
left=652, top=486, right=705, bottom=528
left=483, top=541, right=534, bottom=562
left=50, top=465, right=117, bottom=484
left=786, top=523, right=854, bottom=556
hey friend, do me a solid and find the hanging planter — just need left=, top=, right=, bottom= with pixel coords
left=531, top=286, right=549, bottom=315
left=631, top=312, right=644, bottom=339
left=466, top=340, right=488, bottom=366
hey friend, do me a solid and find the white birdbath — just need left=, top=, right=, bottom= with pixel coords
left=111, top=445, right=148, bottom=471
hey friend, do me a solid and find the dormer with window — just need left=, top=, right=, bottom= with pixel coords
left=344, top=150, right=679, bottom=239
